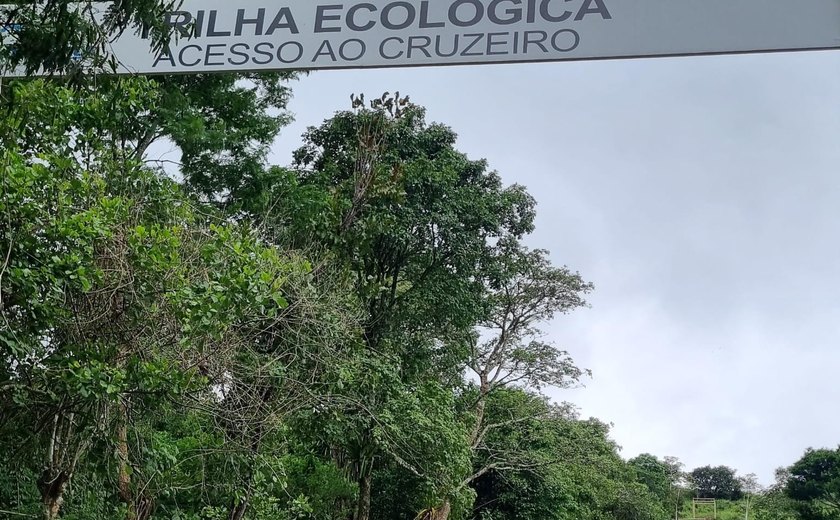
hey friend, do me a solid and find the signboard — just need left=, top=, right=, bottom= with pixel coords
left=4, top=0, right=840, bottom=76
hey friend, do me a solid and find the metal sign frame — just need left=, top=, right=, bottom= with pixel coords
left=3, top=0, right=840, bottom=77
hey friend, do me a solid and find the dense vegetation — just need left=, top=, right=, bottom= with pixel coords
left=2, top=4, right=839, bottom=520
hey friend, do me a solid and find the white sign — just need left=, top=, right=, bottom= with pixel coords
left=4, top=0, right=840, bottom=76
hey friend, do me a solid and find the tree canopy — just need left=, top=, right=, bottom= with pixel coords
left=690, top=466, right=743, bottom=501
left=785, top=448, right=840, bottom=520
left=1, top=33, right=838, bottom=518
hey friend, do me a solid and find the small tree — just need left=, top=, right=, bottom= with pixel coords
left=739, top=473, right=762, bottom=520
left=630, top=454, right=672, bottom=501
left=785, top=447, right=840, bottom=519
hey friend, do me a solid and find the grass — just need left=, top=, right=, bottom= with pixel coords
left=677, top=499, right=751, bottom=520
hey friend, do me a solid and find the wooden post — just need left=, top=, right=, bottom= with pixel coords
left=691, top=498, right=717, bottom=520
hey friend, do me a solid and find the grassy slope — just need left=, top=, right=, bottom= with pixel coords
left=678, top=499, right=750, bottom=520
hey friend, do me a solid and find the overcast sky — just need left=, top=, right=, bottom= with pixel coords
left=268, top=50, right=840, bottom=484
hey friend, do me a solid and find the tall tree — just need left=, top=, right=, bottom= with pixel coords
left=426, top=239, right=591, bottom=518
left=264, top=96, right=536, bottom=520
left=690, top=466, right=743, bottom=501
left=630, top=454, right=673, bottom=502
left=630, top=454, right=686, bottom=517
left=1, top=77, right=212, bottom=520
left=0, top=77, right=360, bottom=520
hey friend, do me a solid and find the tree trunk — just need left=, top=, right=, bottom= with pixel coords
left=226, top=473, right=255, bottom=520
left=228, top=497, right=249, bottom=520
left=38, top=414, right=76, bottom=520
left=469, top=377, right=490, bottom=447
left=418, top=501, right=452, bottom=520
left=470, top=398, right=486, bottom=445
left=354, top=471, right=373, bottom=520
left=136, top=496, right=154, bottom=520
left=435, top=500, right=452, bottom=520
left=225, top=431, right=261, bottom=520
left=117, top=403, right=137, bottom=520
left=43, top=495, right=62, bottom=520
left=38, top=470, right=70, bottom=520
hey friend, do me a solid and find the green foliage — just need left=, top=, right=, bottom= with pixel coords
left=0, top=78, right=358, bottom=520
left=471, top=389, right=666, bottom=520
left=785, top=448, right=840, bottom=519
left=1, top=0, right=178, bottom=77
left=751, top=491, right=799, bottom=520
left=629, top=454, right=672, bottom=502
left=285, top=102, right=536, bottom=344
left=258, top=98, right=541, bottom=520
left=6, top=17, right=837, bottom=520
left=7, top=72, right=825, bottom=520
left=134, top=72, right=299, bottom=205
left=690, top=466, right=744, bottom=501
